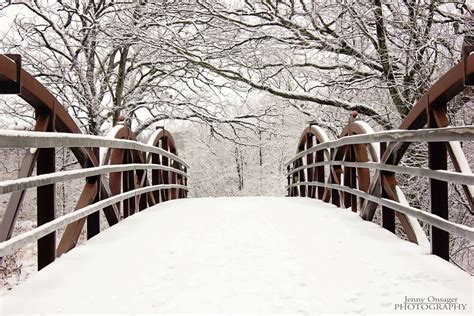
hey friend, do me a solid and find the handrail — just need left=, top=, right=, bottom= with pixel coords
left=286, top=161, right=474, bottom=186
left=0, top=129, right=189, bottom=168
left=0, top=164, right=188, bottom=194
left=285, top=126, right=474, bottom=166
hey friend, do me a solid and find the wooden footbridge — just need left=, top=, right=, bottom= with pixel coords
left=0, top=51, right=472, bottom=313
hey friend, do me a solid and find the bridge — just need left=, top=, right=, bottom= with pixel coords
left=0, top=50, right=473, bottom=313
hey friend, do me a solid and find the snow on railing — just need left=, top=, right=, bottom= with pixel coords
left=0, top=129, right=188, bottom=168
left=286, top=126, right=474, bottom=166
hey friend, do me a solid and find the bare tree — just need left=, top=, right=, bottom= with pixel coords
left=128, top=0, right=470, bottom=128
left=1, top=0, right=270, bottom=137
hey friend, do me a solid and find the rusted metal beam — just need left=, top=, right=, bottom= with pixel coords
left=0, top=54, right=189, bottom=265
left=380, top=143, right=395, bottom=234
left=56, top=182, right=98, bottom=256
left=0, top=54, right=123, bottom=231
left=161, top=137, right=170, bottom=202
left=359, top=54, right=474, bottom=221
left=428, top=107, right=449, bottom=261
left=87, top=148, right=100, bottom=240
left=305, top=134, right=314, bottom=198
left=0, top=54, right=21, bottom=94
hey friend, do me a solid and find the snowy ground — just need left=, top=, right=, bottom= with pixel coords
left=0, top=197, right=472, bottom=314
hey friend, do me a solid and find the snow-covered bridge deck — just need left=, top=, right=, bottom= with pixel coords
left=1, top=197, right=471, bottom=314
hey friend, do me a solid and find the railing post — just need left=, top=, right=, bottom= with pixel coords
left=129, top=151, right=137, bottom=215
left=428, top=108, right=449, bottom=261
left=297, top=156, right=306, bottom=197
left=138, top=163, right=148, bottom=210
left=306, top=133, right=315, bottom=198
left=343, top=144, right=356, bottom=211
left=122, top=150, right=136, bottom=218
left=161, top=138, right=170, bottom=202
left=87, top=147, right=100, bottom=239
left=330, top=148, right=341, bottom=207
left=349, top=145, right=357, bottom=212
left=287, top=165, right=291, bottom=197
left=177, top=163, right=185, bottom=199
left=170, top=160, right=178, bottom=200
left=151, top=151, right=161, bottom=203
left=291, top=161, right=298, bottom=197
left=183, top=166, right=188, bottom=198
left=316, top=147, right=325, bottom=199
left=36, top=112, right=56, bottom=270
left=380, top=142, right=395, bottom=233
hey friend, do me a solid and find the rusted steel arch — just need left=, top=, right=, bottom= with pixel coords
left=147, top=128, right=185, bottom=201
left=0, top=54, right=118, bottom=256
left=360, top=53, right=474, bottom=222
left=338, top=120, right=380, bottom=161
left=101, top=124, right=148, bottom=217
left=329, top=119, right=378, bottom=210
left=0, top=54, right=95, bottom=165
left=339, top=119, right=423, bottom=242
left=289, top=125, right=330, bottom=198
left=385, top=53, right=474, bottom=165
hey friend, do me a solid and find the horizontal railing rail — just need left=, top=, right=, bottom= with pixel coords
left=286, top=157, right=474, bottom=185
left=0, top=129, right=189, bottom=168
left=285, top=126, right=474, bottom=166
left=0, top=163, right=188, bottom=194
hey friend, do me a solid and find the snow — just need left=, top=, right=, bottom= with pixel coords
left=1, top=197, right=472, bottom=314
